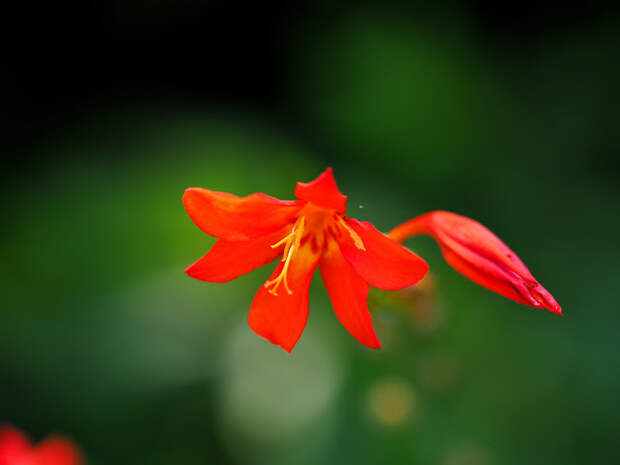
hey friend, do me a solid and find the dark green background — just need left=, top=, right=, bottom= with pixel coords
left=3, top=2, right=619, bottom=464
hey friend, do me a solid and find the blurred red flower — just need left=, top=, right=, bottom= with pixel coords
left=183, top=168, right=428, bottom=351
left=0, top=425, right=83, bottom=465
left=388, top=211, right=561, bottom=314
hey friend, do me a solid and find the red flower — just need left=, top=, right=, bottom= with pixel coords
left=0, top=425, right=83, bottom=465
left=183, top=168, right=429, bottom=351
left=388, top=211, right=561, bottom=314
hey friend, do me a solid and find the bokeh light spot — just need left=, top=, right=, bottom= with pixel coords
left=365, top=378, right=417, bottom=427
left=217, top=323, right=344, bottom=452
left=441, top=443, right=493, bottom=465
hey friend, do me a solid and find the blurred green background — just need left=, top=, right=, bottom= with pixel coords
left=3, top=2, right=620, bottom=465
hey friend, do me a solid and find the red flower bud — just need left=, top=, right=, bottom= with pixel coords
left=389, top=211, right=561, bottom=315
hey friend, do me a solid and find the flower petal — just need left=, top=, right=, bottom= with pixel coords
left=185, top=226, right=290, bottom=283
left=294, top=167, right=347, bottom=213
left=248, top=242, right=320, bottom=352
left=183, top=188, right=301, bottom=241
left=320, top=241, right=381, bottom=349
left=388, top=211, right=562, bottom=314
left=33, top=437, right=83, bottom=465
left=0, top=426, right=29, bottom=464
left=338, top=218, right=428, bottom=290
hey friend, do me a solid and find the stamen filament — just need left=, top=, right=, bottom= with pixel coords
left=271, top=232, right=295, bottom=249
left=265, top=216, right=305, bottom=296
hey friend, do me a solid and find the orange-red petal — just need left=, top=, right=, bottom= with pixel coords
left=0, top=426, right=29, bottom=465
left=185, top=226, right=289, bottom=283
left=320, top=240, right=381, bottom=349
left=338, top=218, right=428, bottom=290
left=183, top=188, right=301, bottom=241
left=32, top=437, right=83, bottom=465
left=294, top=167, right=347, bottom=213
left=248, top=242, right=320, bottom=352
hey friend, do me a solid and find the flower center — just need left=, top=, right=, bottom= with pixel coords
left=264, top=208, right=366, bottom=296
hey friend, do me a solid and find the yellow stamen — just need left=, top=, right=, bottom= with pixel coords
left=336, top=216, right=366, bottom=250
left=265, top=216, right=305, bottom=296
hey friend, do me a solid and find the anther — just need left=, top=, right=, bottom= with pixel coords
left=336, top=216, right=365, bottom=250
